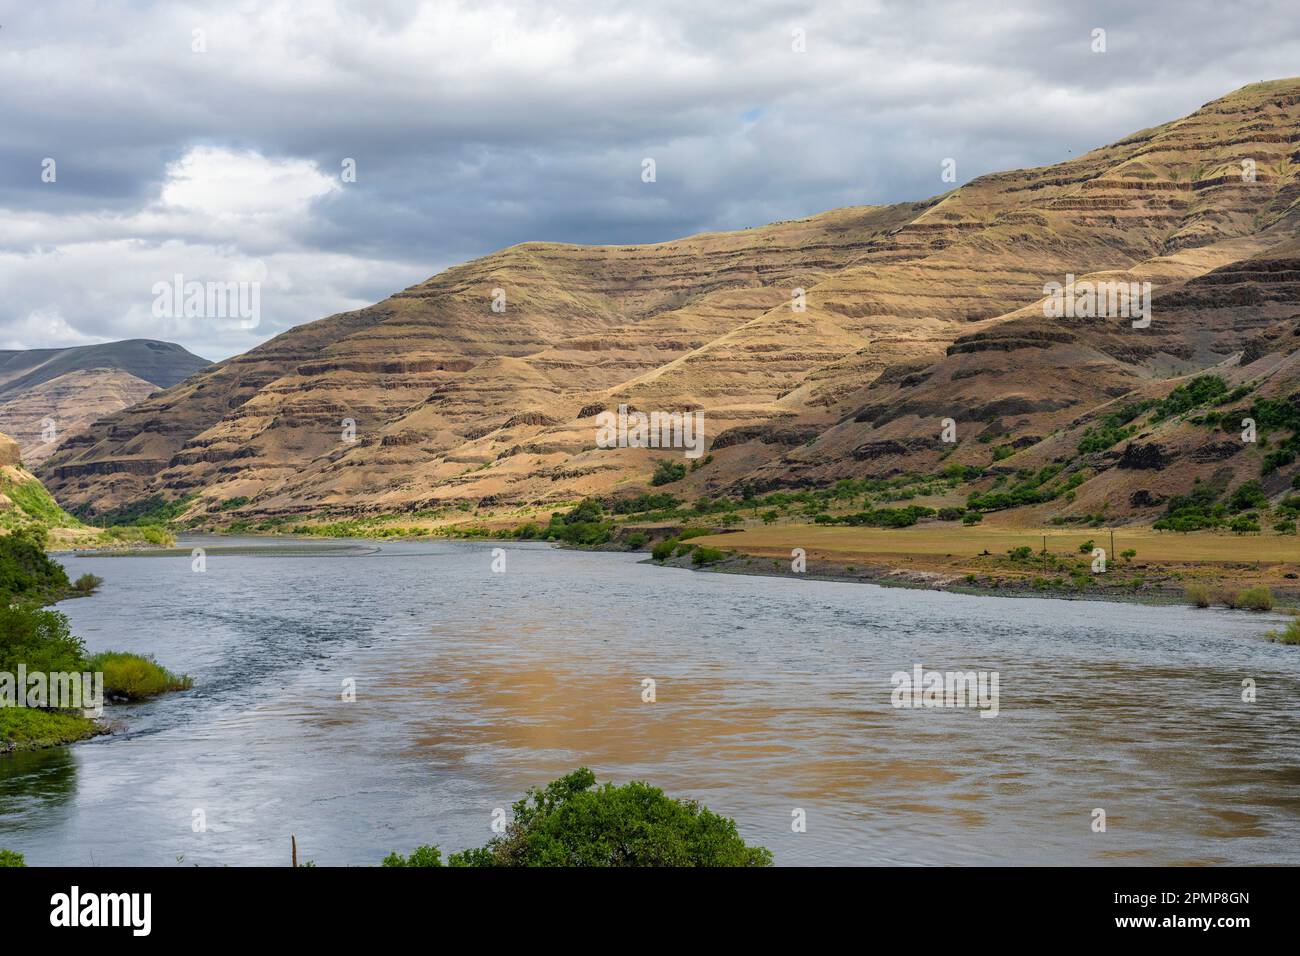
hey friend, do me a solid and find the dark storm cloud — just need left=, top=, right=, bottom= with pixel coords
left=1, top=0, right=1298, bottom=359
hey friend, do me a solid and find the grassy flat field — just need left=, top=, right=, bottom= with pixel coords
left=689, top=524, right=1300, bottom=565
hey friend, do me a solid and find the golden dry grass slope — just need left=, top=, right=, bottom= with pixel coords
left=37, top=79, right=1300, bottom=526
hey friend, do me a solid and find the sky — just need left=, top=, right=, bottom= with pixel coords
left=1, top=0, right=1299, bottom=362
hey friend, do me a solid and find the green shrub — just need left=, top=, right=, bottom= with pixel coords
left=88, top=651, right=192, bottom=700
left=381, top=845, right=443, bottom=867
left=962, top=511, right=983, bottom=525
left=612, top=493, right=679, bottom=515
left=384, top=768, right=772, bottom=867
left=81, top=493, right=195, bottom=527
left=1229, top=515, right=1261, bottom=534
left=1228, top=480, right=1270, bottom=512
left=1153, top=479, right=1228, bottom=532
left=650, top=460, right=687, bottom=486
left=0, top=535, right=70, bottom=606
left=544, top=499, right=613, bottom=546
left=1266, top=619, right=1300, bottom=645
left=0, top=849, right=25, bottom=867
left=72, top=573, right=104, bottom=595
left=624, top=532, right=648, bottom=550
left=1235, top=586, right=1274, bottom=612
left=1185, top=582, right=1211, bottom=608
left=0, top=605, right=85, bottom=676
left=651, top=538, right=678, bottom=561
left=822, top=505, right=936, bottom=528
left=691, top=546, right=725, bottom=566
left=1151, top=376, right=1227, bottom=421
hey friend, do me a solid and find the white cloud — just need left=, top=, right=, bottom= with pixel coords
left=0, top=146, right=420, bottom=359
left=0, top=0, right=1297, bottom=359
left=159, top=147, right=339, bottom=223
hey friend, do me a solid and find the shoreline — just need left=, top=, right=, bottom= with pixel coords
left=50, top=522, right=1300, bottom=612
left=0, top=708, right=110, bottom=755
left=636, top=524, right=1300, bottom=612
left=643, top=550, right=1205, bottom=606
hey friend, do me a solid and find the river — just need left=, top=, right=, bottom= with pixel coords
left=2, top=536, right=1298, bottom=865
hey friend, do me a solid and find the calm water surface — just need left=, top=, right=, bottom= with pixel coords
left=2, top=536, right=1298, bottom=866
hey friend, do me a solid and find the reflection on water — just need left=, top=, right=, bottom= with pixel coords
left=0, top=748, right=77, bottom=820
left=2, top=536, right=1299, bottom=866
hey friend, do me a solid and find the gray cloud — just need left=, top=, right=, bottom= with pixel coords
left=1, top=0, right=1298, bottom=359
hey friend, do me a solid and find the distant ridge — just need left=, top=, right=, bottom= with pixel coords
left=0, top=340, right=211, bottom=467
left=0, top=339, right=211, bottom=400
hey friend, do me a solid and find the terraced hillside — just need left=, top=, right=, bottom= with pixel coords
left=38, top=79, right=1300, bottom=529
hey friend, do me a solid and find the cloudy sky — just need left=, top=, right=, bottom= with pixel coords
left=2, top=0, right=1299, bottom=361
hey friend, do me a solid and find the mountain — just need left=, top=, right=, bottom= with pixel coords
left=0, top=340, right=210, bottom=466
left=38, top=79, right=1300, bottom=527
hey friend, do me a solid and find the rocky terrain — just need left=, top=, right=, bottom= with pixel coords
left=0, top=340, right=210, bottom=466
left=37, top=79, right=1300, bottom=529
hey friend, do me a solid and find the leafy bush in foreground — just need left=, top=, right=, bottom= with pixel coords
left=0, top=849, right=25, bottom=867
left=0, top=534, right=70, bottom=606
left=0, top=605, right=84, bottom=676
left=382, top=844, right=443, bottom=867
left=385, top=768, right=772, bottom=867
left=88, top=651, right=192, bottom=699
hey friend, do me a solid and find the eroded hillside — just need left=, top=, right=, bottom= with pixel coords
left=38, top=79, right=1300, bottom=529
